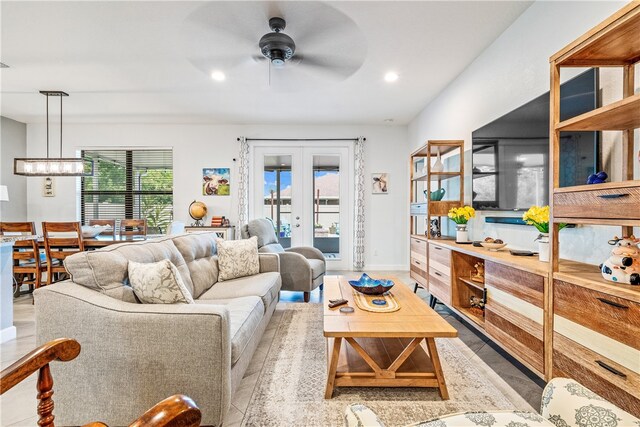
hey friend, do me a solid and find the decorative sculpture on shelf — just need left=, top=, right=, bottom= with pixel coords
left=586, top=171, right=608, bottom=184
left=469, top=296, right=485, bottom=310
left=428, top=218, right=441, bottom=238
left=471, top=261, right=485, bottom=283
left=600, top=235, right=640, bottom=286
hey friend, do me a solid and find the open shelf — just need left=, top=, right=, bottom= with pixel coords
left=555, top=93, right=640, bottom=131
left=556, top=259, right=640, bottom=304
left=411, top=142, right=463, bottom=157
left=456, top=306, right=485, bottom=326
left=552, top=3, right=640, bottom=66
left=553, top=180, right=639, bottom=194
left=458, top=276, right=484, bottom=291
left=412, top=171, right=461, bottom=182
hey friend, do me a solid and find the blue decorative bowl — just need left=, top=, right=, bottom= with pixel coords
left=348, top=274, right=394, bottom=295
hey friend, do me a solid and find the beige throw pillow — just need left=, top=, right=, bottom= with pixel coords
left=217, top=236, right=260, bottom=281
left=128, top=259, right=195, bottom=304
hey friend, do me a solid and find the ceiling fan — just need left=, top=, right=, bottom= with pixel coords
left=182, top=1, right=367, bottom=90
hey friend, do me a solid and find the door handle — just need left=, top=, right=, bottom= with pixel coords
left=295, top=224, right=300, bottom=228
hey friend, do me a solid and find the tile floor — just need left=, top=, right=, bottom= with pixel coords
left=0, top=271, right=544, bottom=426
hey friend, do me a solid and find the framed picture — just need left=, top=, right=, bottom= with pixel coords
left=43, top=177, right=55, bottom=197
left=203, top=168, right=230, bottom=196
left=372, top=173, right=388, bottom=194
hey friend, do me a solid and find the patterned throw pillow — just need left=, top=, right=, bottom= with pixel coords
left=217, top=236, right=260, bottom=281
left=128, top=259, right=195, bottom=304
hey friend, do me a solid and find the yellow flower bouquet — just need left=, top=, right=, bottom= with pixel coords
left=448, top=205, right=476, bottom=225
left=522, top=205, right=566, bottom=233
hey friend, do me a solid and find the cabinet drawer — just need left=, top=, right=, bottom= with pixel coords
left=428, top=243, right=451, bottom=276
left=554, top=184, right=640, bottom=220
left=410, top=258, right=427, bottom=287
left=485, top=261, right=544, bottom=308
left=554, top=280, right=640, bottom=350
left=410, top=238, right=427, bottom=264
left=485, top=299, right=544, bottom=375
left=553, top=332, right=640, bottom=417
left=429, top=267, right=451, bottom=305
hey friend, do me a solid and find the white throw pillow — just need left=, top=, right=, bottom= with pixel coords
left=128, top=259, right=195, bottom=304
left=217, top=236, right=260, bottom=281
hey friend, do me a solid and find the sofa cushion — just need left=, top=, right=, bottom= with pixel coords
left=196, top=296, right=263, bottom=365
left=247, top=218, right=279, bottom=247
left=217, top=237, right=260, bottom=281
left=198, top=272, right=281, bottom=313
left=172, top=232, right=219, bottom=298
left=128, top=260, right=194, bottom=304
left=63, top=236, right=195, bottom=300
left=258, top=243, right=285, bottom=254
left=307, top=258, right=326, bottom=279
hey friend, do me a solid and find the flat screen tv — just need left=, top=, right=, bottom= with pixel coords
left=471, top=69, right=599, bottom=211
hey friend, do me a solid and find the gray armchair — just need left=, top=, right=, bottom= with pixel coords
left=241, top=218, right=325, bottom=302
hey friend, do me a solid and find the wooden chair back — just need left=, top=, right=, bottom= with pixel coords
left=87, top=219, right=116, bottom=237
left=42, top=222, right=84, bottom=284
left=0, top=222, right=44, bottom=290
left=0, top=338, right=202, bottom=427
left=120, top=219, right=147, bottom=237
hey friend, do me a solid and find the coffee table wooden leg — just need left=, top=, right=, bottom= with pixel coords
left=325, top=337, right=342, bottom=399
left=426, top=337, right=449, bottom=399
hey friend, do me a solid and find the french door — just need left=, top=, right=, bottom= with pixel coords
left=251, top=144, right=352, bottom=270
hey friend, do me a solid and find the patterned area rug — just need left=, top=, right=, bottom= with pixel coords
left=242, top=304, right=534, bottom=426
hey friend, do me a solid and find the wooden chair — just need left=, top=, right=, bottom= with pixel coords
left=0, top=222, right=46, bottom=296
left=42, top=222, right=84, bottom=285
left=120, top=219, right=147, bottom=237
left=87, top=219, right=116, bottom=237
left=0, top=338, right=202, bottom=427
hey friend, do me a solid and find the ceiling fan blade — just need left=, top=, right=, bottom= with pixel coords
left=294, top=53, right=364, bottom=80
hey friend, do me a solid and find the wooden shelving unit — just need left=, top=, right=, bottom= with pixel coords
left=549, top=2, right=640, bottom=415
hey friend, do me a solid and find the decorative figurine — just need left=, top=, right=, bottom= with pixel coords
left=471, top=262, right=485, bottom=283
left=429, top=218, right=441, bottom=238
left=469, top=295, right=485, bottom=310
left=587, top=171, right=608, bottom=184
left=600, top=235, right=640, bottom=286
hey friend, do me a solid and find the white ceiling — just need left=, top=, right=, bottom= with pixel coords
left=0, top=1, right=532, bottom=125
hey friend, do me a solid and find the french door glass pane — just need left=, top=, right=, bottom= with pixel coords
left=263, top=155, right=292, bottom=249
left=313, top=155, right=340, bottom=258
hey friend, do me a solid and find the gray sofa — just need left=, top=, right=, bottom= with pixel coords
left=34, top=232, right=281, bottom=426
left=241, top=218, right=325, bottom=302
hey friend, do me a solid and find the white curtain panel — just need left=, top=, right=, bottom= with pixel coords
left=237, top=136, right=250, bottom=237
left=353, top=136, right=365, bottom=270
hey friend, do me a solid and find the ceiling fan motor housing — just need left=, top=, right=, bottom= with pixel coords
left=259, top=17, right=295, bottom=65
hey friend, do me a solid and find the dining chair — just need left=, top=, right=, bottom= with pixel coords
left=0, top=222, right=46, bottom=296
left=120, top=219, right=147, bottom=237
left=88, top=219, right=116, bottom=237
left=42, top=221, right=84, bottom=285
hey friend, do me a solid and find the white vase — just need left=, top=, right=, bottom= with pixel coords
left=432, top=152, right=444, bottom=173
left=538, top=233, right=550, bottom=262
left=456, top=224, right=468, bottom=243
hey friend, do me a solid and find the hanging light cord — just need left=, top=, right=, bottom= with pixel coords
left=60, top=94, right=63, bottom=157
left=45, top=93, right=49, bottom=158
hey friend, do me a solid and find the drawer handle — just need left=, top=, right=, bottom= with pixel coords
left=434, top=246, right=442, bottom=251
left=595, top=360, right=627, bottom=378
left=415, top=260, right=421, bottom=265
left=434, top=271, right=442, bottom=277
left=596, top=297, right=629, bottom=309
left=598, top=193, right=629, bottom=199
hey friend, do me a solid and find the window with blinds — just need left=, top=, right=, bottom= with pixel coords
left=80, top=149, right=173, bottom=234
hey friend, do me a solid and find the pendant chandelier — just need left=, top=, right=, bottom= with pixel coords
left=14, top=90, right=93, bottom=176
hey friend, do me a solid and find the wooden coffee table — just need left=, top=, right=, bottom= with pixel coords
left=323, top=275, right=458, bottom=399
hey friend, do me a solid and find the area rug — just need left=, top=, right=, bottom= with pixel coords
left=242, top=303, right=534, bottom=426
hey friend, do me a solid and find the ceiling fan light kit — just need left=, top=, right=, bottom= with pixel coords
left=259, top=17, right=296, bottom=66
left=14, top=91, right=93, bottom=177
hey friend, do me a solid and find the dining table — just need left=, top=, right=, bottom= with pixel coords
left=36, top=234, right=164, bottom=249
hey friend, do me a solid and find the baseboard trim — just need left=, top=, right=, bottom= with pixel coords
left=0, top=326, right=17, bottom=343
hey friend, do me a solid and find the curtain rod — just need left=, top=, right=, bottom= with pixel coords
left=237, top=137, right=365, bottom=142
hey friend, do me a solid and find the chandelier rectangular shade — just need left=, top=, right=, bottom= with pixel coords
left=14, top=158, right=94, bottom=176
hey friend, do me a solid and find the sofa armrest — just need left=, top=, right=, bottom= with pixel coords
left=259, top=253, right=280, bottom=273
left=345, top=404, right=385, bottom=427
left=34, top=282, right=232, bottom=426
left=540, top=378, right=639, bottom=426
left=278, top=251, right=313, bottom=292
left=285, top=246, right=325, bottom=262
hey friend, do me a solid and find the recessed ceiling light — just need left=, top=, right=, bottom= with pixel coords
left=210, top=70, right=226, bottom=81
left=384, top=118, right=394, bottom=123
left=384, top=71, right=399, bottom=83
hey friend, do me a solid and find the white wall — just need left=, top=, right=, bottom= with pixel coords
left=25, top=123, right=408, bottom=269
left=0, top=116, right=28, bottom=221
left=408, top=1, right=638, bottom=265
